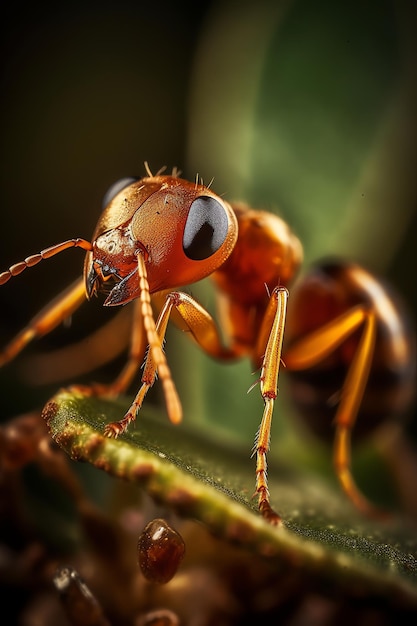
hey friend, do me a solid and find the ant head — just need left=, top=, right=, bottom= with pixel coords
left=84, top=174, right=238, bottom=305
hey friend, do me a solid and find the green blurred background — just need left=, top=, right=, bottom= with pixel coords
left=1, top=0, right=416, bottom=463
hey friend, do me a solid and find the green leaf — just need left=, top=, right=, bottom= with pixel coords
left=43, top=388, right=417, bottom=610
left=187, top=0, right=417, bottom=270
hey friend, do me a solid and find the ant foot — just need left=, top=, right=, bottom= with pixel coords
left=259, top=500, right=282, bottom=527
left=103, top=421, right=127, bottom=438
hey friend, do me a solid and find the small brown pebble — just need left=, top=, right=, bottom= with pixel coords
left=137, top=518, right=185, bottom=584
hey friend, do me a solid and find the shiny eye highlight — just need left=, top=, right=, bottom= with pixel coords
left=102, top=177, right=139, bottom=209
left=182, top=196, right=229, bottom=261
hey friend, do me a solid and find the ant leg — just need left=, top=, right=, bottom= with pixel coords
left=104, top=255, right=185, bottom=438
left=253, top=287, right=288, bottom=525
left=156, top=292, right=236, bottom=361
left=23, top=307, right=132, bottom=386
left=135, top=254, right=182, bottom=426
left=100, top=299, right=147, bottom=395
left=104, top=290, right=237, bottom=438
left=0, top=279, right=86, bottom=367
left=104, top=295, right=173, bottom=437
left=104, top=284, right=289, bottom=524
left=333, top=312, right=382, bottom=516
left=135, top=287, right=287, bottom=524
left=284, top=307, right=384, bottom=517
left=70, top=298, right=148, bottom=400
left=106, top=286, right=288, bottom=525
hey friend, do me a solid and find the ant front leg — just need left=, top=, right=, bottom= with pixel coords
left=104, top=254, right=184, bottom=438
left=103, top=294, right=174, bottom=437
left=104, top=290, right=236, bottom=437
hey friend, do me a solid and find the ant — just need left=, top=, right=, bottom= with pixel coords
left=0, top=164, right=414, bottom=525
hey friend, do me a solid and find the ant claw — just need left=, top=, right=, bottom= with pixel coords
left=103, top=422, right=124, bottom=438
left=259, top=500, right=283, bottom=527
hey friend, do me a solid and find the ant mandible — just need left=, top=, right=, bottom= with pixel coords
left=0, top=164, right=414, bottom=525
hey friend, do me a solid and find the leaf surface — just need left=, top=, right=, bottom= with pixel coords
left=43, top=389, right=417, bottom=610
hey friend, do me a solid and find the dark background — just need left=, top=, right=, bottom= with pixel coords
left=0, top=0, right=210, bottom=313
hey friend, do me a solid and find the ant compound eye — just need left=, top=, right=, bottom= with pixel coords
left=102, top=177, right=139, bottom=209
left=183, top=196, right=229, bottom=261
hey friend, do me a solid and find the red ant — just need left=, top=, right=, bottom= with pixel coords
left=0, top=164, right=414, bottom=525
